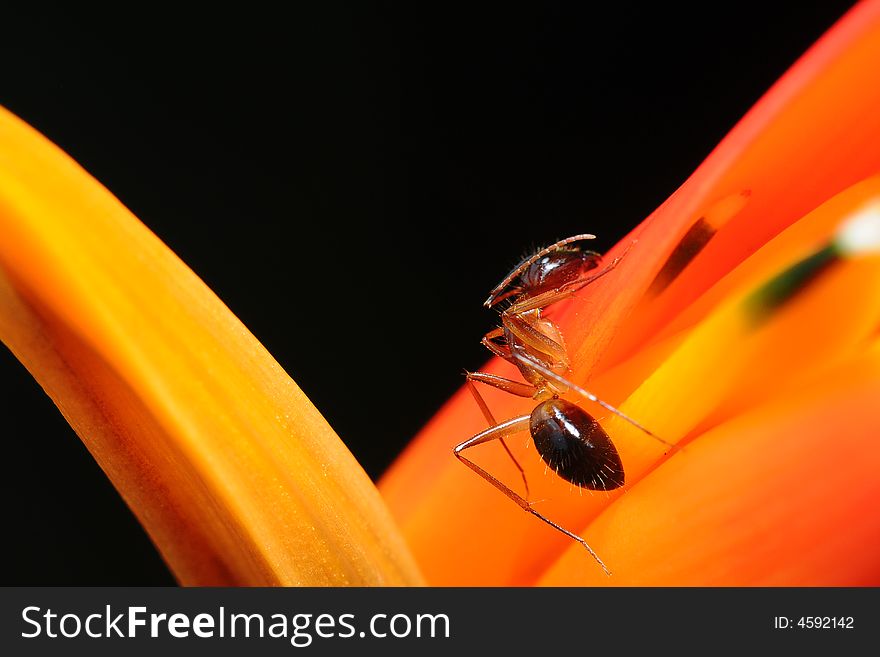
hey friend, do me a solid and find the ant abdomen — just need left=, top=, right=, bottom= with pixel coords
left=530, top=399, right=625, bottom=491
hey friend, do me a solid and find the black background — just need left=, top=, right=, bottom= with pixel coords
left=0, top=3, right=856, bottom=584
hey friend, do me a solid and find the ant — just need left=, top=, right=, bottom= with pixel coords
left=453, top=234, right=674, bottom=575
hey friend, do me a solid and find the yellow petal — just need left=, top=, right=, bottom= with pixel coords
left=0, top=106, right=423, bottom=585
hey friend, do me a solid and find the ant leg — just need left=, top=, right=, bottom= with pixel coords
left=466, top=377, right=531, bottom=497
left=466, top=372, right=534, bottom=398
left=454, top=416, right=612, bottom=576
left=481, top=327, right=511, bottom=360
left=482, top=336, right=511, bottom=361
left=512, top=351, right=680, bottom=453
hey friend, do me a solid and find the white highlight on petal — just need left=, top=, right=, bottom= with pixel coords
left=836, top=200, right=880, bottom=255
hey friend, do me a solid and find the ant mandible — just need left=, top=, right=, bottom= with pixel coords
left=453, top=235, right=674, bottom=575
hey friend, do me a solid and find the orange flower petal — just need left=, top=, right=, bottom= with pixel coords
left=0, top=106, right=423, bottom=586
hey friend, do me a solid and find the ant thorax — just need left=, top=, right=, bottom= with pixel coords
left=504, top=310, right=570, bottom=399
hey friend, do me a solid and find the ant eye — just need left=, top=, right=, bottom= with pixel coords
left=530, top=399, right=624, bottom=490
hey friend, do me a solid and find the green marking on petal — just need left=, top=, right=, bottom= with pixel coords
left=744, top=243, right=841, bottom=326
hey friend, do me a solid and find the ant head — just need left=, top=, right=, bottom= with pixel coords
left=529, top=398, right=624, bottom=491
left=518, top=247, right=600, bottom=299
left=484, top=235, right=600, bottom=308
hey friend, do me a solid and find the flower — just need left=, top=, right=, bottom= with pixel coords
left=379, top=0, right=880, bottom=585
left=0, top=106, right=423, bottom=586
